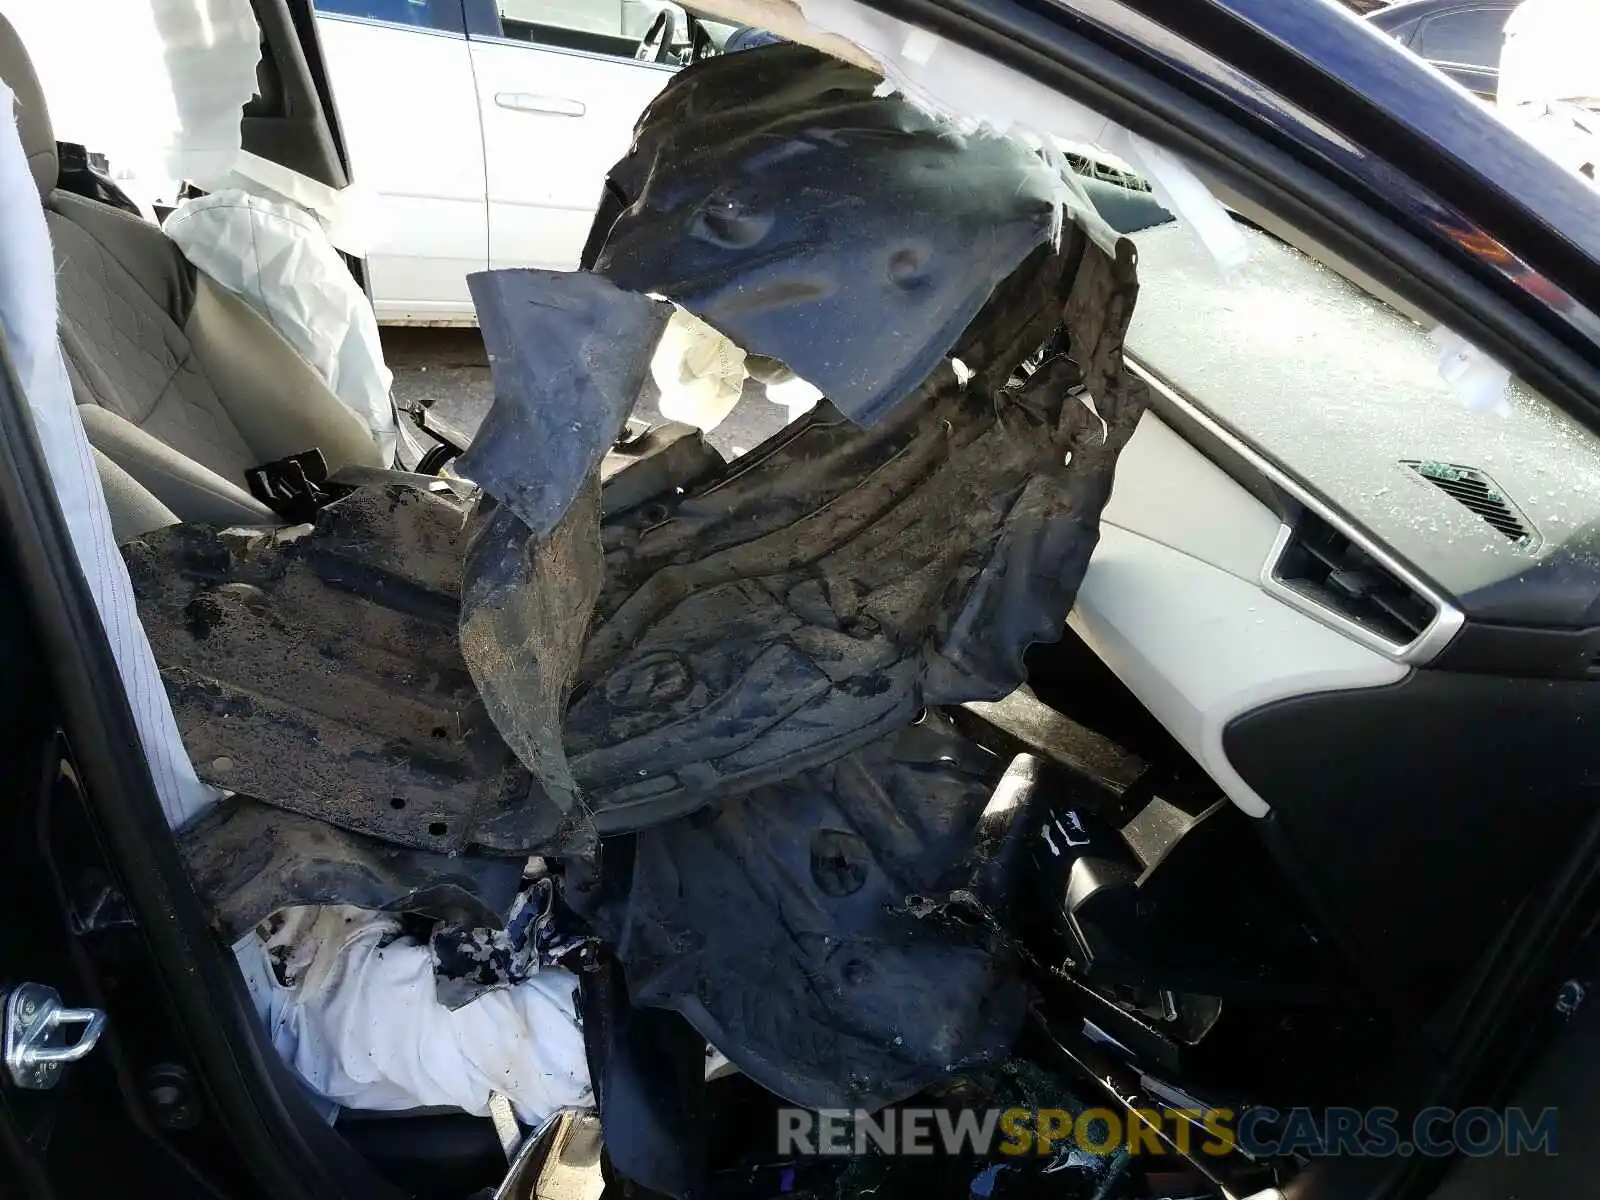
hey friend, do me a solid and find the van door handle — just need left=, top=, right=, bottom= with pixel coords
left=494, top=93, right=586, bottom=117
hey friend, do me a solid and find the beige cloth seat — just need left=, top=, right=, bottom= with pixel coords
left=0, top=13, right=386, bottom=540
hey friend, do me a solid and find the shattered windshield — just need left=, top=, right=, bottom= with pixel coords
left=1124, top=218, right=1600, bottom=608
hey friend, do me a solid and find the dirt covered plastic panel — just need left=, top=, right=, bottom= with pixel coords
left=179, top=793, right=526, bottom=942
left=452, top=42, right=1146, bottom=846
left=448, top=270, right=675, bottom=852
left=568, top=712, right=1031, bottom=1112
left=591, top=43, right=1066, bottom=428
left=120, top=39, right=1153, bottom=1144
left=465, top=232, right=1145, bottom=843
left=122, top=481, right=546, bottom=856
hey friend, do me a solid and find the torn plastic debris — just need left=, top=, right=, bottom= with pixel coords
left=451, top=270, right=672, bottom=854
left=455, top=40, right=1148, bottom=841
left=126, top=433, right=716, bottom=861
left=124, top=481, right=548, bottom=857
left=162, top=189, right=399, bottom=461
left=454, top=269, right=669, bottom=537
left=240, top=904, right=592, bottom=1124
left=591, top=44, right=1069, bottom=428
left=459, top=487, right=606, bottom=856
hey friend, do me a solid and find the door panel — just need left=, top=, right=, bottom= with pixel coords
left=315, top=10, right=488, bottom=322
left=468, top=32, right=673, bottom=271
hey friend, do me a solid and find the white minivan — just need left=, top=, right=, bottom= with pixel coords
left=314, top=0, right=706, bottom=323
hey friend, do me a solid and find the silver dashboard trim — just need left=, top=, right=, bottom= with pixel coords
left=1125, top=357, right=1466, bottom=665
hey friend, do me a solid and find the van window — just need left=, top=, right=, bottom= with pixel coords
left=316, top=0, right=465, bottom=33
left=484, top=0, right=670, bottom=58
left=1415, top=6, right=1513, bottom=69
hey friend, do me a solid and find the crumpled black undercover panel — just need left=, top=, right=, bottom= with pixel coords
left=559, top=234, right=1145, bottom=833
left=569, top=713, right=1029, bottom=1112
left=453, top=43, right=1145, bottom=843
left=592, top=42, right=1063, bottom=427
left=123, top=482, right=551, bottom=855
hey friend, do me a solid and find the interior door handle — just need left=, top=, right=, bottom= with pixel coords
left=494, top=92, right=586, bottom=117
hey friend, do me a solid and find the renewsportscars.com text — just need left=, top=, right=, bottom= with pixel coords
left=776, top=1106, right=1559, bottom=1159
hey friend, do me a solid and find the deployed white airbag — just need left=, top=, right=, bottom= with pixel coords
left=4, top=0, right=260, bottom=209
left=164, top=190, right=400, bottom=462
left=241, top=906, right=592, bottom=1125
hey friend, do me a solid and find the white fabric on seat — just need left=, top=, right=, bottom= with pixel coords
left=242, top=906, right=592, bottom=1126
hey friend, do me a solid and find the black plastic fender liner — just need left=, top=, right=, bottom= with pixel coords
left=592, top=42, right=1066, bottom=428
left=459, top=229, right=1143, bottom=842
left=456, top=269, right=670, bottom=538
left=448, top=43, right=1145, bottom=845
left=568, top=712, right=1030, bottom=1113
left=558, top=233, right=1145, bottom=833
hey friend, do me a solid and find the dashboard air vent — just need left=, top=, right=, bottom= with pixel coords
left=1402, top=460, right=1535, bottom=547
left=1272, top=512, right=1436, bottom=646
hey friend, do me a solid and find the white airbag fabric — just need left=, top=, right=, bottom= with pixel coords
left=2, top=0, right=258, bottom=208
left=2, top=93, right=586, bottom=1123
left=1496, top=0, right=1600, bottom=189
left=149, top=0, right=261, bottom=191
left=650, top=306, right=750, bottom=432
left=241, top=906, right=592, bottom=1125
left=164, top=190, right=399, bottom=462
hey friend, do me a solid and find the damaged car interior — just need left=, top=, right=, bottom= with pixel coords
left=3, top=1, right=1600, bottom=1199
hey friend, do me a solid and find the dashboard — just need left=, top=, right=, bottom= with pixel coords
left=1068, top=407, right=1408, bottom=820
left=1065, top=219, right=1600, bottom=1004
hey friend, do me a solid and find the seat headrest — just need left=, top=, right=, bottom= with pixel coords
left=0, top=13, right=56, bottom=198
